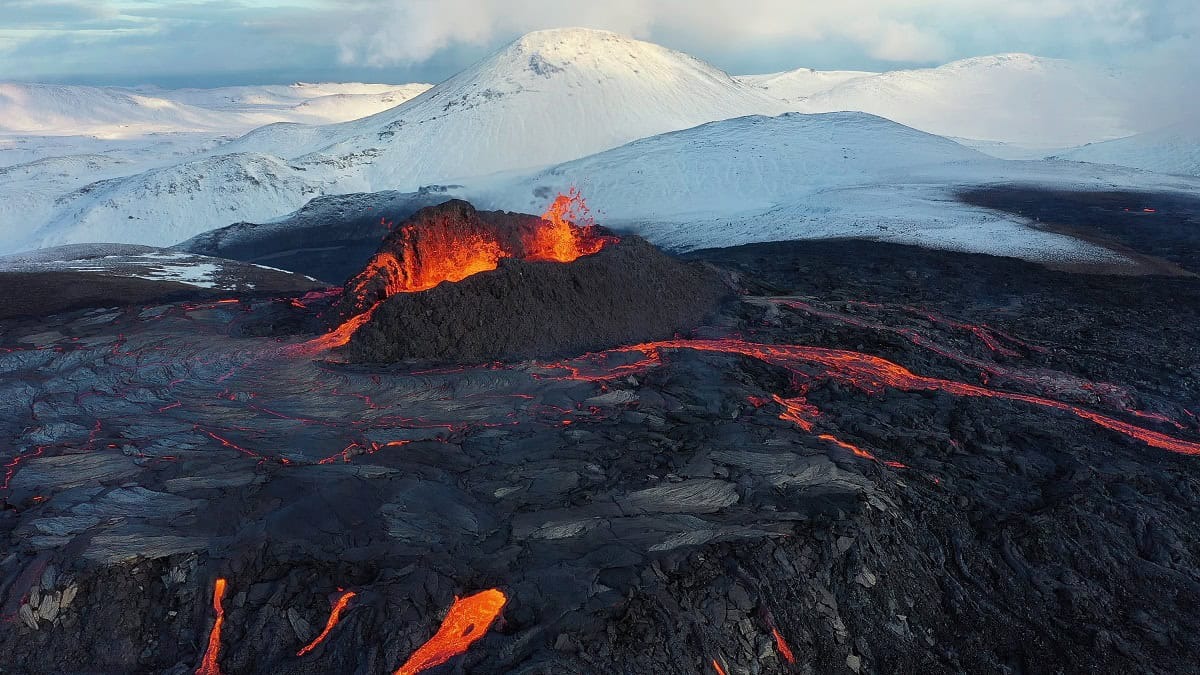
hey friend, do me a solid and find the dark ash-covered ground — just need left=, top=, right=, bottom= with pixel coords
left=2, top=195, right=1200, bottom=674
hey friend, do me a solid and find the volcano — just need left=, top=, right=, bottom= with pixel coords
left=306, top=197, right=729, bottom=362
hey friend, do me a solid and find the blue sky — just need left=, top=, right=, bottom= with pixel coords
left=0, top=0, right=1195, bottom=87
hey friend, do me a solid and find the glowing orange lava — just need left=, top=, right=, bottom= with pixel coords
left=196, top=578, right=228, bottom=675
left=772, top=393, right=820, bottom=432
left=393, top=588, right=507, bottom=675
left=563, top=339, right=1200, bottom=457
left=296, top=590, right=357, bottom=657
left=712, top=658, right=729, bottom=675
left=525, top=187, right=613, bottom=262
left=818, top=434, right=878, bottom=462
left=771, top=627, right=796, bottom=664
left=301, top=192, right=614, bottom=353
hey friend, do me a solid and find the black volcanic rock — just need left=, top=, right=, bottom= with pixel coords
left=174, top=187, right=465, bottom=284
left=339, top=200, right=731, bottom=362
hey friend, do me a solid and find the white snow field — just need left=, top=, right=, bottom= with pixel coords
left=2, top=27, right=1197, bottom=264
left=0, top=81, right=433, bottom=138
left=735, top=68, right=878, bottom=101
left=1056, top=119, right=1200, bottom=178
left=472, top=112, right=1200, bottom=263
left=788, top=54, right=1137, bottom=150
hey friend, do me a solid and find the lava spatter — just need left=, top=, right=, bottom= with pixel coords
left=525, top=187, right=615, bottom=262
left=196, top=578, right=228, bottom=675
left=393, top=588, right=507, bottom=675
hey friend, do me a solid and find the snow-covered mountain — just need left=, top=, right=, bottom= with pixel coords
left=791, top=54, right=1136, bottom=148
left=4, top=28, right=1197, bottom=260
left=474, top=111, right=1200, bottom=261
left=223, top=28, right=791, bottom=175
left=1056, top=120, right=1200, bottom=177
left=736, top=68, right=876, bottom=101
left=0, top=81, right=432, bottom=138
left=12, top=28, right=791, bottom=250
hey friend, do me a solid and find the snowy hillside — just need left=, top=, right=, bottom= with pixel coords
left=147, top=81, right=432, bottom=124
left=223, top=28, right=790, bottom=176
left=0, top=81, right=432, bottom=138
left=145, top=82, right=428, bottom=112
left=22, top=153, right=323, bottom=250
left=1056, top=120, right=1200, bottom=177
left=7, top=28, right=790, bottom=250
left=792, top=54, right=1135, bottom=148
left=0, top=83, right=247, bottom=137
left=736, top=68, right=876, bottom=101
left=474, top=112, right=1200, bottom=261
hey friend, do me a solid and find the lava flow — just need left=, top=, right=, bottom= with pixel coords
left=771, top=627, right=796, bottom=664
left=393, top=588, right=507, bottom=675
left=557, top=339, right=1200, bottom=457
left=296, top=590, right=357, bottom=657
left=303, top=192, right=615, bottom=352
left=196, top=578, right=228, bottom=675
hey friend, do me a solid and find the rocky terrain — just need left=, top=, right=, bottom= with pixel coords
left=1, top=197, right=1199, bottom=674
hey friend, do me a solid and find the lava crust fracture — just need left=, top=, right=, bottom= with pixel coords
left=1, top=228, right=1199, bottom=675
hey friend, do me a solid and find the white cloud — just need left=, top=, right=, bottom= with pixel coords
left=334, top=0, right=1189, bottom=66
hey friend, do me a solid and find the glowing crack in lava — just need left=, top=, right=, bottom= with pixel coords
left=554, top=339, right=1200, bottom=457
left=712, top=658, right=729, bottom=675
left=296, top=590, right=357, bottom=657
left=303, top=192, right=615, bottom=352
left=196, top=578, right=228, bottom=675
left=393, top=588, right=507, bottom=675
left=771, top=627, right=797, bottom=664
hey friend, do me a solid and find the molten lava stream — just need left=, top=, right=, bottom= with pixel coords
left=712, top=658, right=729, bottom=675
left=593, top=339, right=1200, bottom=457
left=196, top=578, right=228, bottom=675
left=393, top=589, right=507, bottom=675
left=771, top=627, right=797, bottom=664
left=296, top=590, right=357, bottom=657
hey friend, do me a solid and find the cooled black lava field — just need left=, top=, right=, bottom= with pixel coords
left=2, top=192, right=1199, bottom=675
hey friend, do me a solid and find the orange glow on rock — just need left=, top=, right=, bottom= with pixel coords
left=771, top=627, right=796, bottom=664
left=195, top=578, right=228, bottom=675
left=296, top=590, right=357, bottom=657
left=300, top=192, right=614, bottom=353
left=712, top=658, right=729, bottom=675
left=393, top=589, right=507, bottom=675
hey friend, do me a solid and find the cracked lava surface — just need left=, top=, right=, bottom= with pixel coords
left=2, top=237, right=1199, bottom=673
